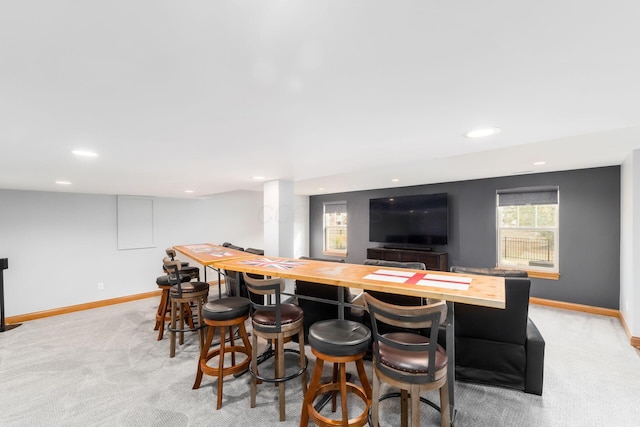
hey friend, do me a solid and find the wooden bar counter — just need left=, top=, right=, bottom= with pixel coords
left=172, top=246, right=505, bottom=422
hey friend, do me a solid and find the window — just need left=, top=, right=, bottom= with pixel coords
left=497, top=187, right=559, bottom=278
left=323, top=201, right=347, bottom=256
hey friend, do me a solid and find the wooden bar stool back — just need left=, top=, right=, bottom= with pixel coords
left=243, top=272, right=308, bottom=422
left=364, top=293, right=450, bottom=427
left=164, top=248, right=200, bottom=280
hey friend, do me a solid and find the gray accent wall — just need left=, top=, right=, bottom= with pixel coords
left=309, top=166, right=621, bottom=309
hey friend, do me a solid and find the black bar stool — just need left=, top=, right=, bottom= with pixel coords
left=164, top=258, right=209, bottom=358
left=193, top=296, right=252, bottom=410
left=154, top=269, right=192, bottom=340
left=300, top=319, right=372, bottom=427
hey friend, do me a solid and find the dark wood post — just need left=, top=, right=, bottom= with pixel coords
left=0, top=258, right=21, bottom=332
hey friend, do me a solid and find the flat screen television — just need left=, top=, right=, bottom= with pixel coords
left=369, top=193, right=448, bottom=246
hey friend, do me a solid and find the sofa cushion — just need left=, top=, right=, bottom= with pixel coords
left=455, top=336, right=527, bottom=391
left=455, top=277, right=531, bottom=345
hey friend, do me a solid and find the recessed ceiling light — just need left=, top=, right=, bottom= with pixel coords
left=184, top=190, right=194, bottom=193
left=72, top=150, right=98, bottom=157
left=533, top=161, right=547, bottom=166
left=318, top=187, right=325, bottom=191
left=391, top=178, right=400, bottom=182
left=55, top=180, right=72, bottom=185
left=252, top=176, right=265, bottom=180
left=464, top=128, right=501, bottom=139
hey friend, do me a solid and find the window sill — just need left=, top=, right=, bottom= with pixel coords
left=526, top=270, right=560, bottom=280
left=323, top=250, right=347, bottom=257
left=496, top=266, right=559, bottom=280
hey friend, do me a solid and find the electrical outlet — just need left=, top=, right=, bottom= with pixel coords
left=97, top=282, right=104, bottom=290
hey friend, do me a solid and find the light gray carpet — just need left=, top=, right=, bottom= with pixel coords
left=1, top=298, right=639, bottom=426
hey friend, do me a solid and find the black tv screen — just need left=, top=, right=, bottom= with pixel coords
left=369, top=193, right=448, bottom=246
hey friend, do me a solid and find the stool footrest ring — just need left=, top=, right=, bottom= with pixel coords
left=249, top=349, right=308, bottom=383
left=201, top=346, right=251, bottom=377
left=167, top=322, right=205, bottom=333
left=307, top=382, right=370, bottom=427
left=367, top=391, right=442, bottom=426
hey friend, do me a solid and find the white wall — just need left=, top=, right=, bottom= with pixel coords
left=0, top=189, right=264, bottom=317
left=294, top=195, right=310, bottom=259
left=620, top=151, right=640, bottom=336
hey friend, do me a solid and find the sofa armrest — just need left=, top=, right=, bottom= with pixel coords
left=525, top=318, right=545, bottom=395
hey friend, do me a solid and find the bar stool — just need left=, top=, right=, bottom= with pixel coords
left=154, top=271, right=192, bottom=340
left=300, top=319, right=372, bottom=427
left=242, top=272, right=308, bottom=422
left=364, top=293, right=450, bottom=427
left=193, top=296, right=252, bottom=410
left=164, top=258, right=209, bottom=358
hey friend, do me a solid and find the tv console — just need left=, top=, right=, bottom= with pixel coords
left=367, top=247, right=448, bottom=272
left=383, top=246, right=432, bottom=252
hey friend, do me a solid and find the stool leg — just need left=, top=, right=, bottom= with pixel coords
left=250, top=332, right=258, bottom=408
left=179, top=301, right=185, bottom=346
left=331, top=363, right=338, bottom=412
left=184, top=303, right=195, bottom=329
left=193, top=324, right=216, bottom=389
left=410, top=384, right=420, bottom=427
left=196, top=298, right=204, bottom=350
left=277, top=335, right=286, bottom=421
left=440, top=380, right=451, bottom=427
left=217, top=325, right=226, bottom=410
left=156, top=289, right=170, bottom=340
left=170, top=299, right=177, bottom=358
left=300, top=357, right=324, bottom=427
left=340, top=362, right=349, bottom=425
left=298, top=330, right=308, bottom=395
left=355, top=359, right=372, bottom=399
left=238, top=321, right=252, bottom=358
left=401, top=389, right=409, bottom=427
left=228, top=326, right=236, bottom=366
left=154, top=290, right=167, bottom=330
left=371, top=370, right=381, bottom=427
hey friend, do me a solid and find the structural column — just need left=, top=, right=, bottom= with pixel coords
left=621, top=149, right=640, bottom=344
left=263, top=180, right=295, bottom=258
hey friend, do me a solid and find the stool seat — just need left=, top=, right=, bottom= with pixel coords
left=308, top=319, right=371, bottom=356
left=378, top=332, right=447, bottom=374
left=203, top=296, right=251, bottom=321
left=252, top=303, right=303, bottom=327
left=156, top=273, right=190, bottom=286
left=170, top=281, right=209, bottom=296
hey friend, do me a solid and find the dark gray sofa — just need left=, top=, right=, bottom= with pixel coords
left=450, top=266, right=545, bottom=395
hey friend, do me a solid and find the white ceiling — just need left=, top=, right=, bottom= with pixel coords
left=1, top=1, right=640, bottom=198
